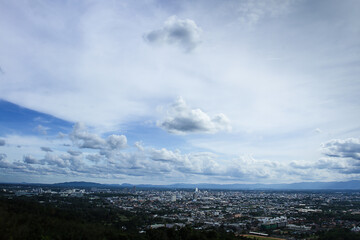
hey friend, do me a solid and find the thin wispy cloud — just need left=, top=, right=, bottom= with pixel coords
left=237, top=0, right=296, bottom=26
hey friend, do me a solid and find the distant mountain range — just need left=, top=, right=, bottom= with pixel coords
left=46, top=180, right=360, bottom=190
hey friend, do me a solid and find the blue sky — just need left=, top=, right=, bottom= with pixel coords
left=0, top=0, right=359, bottom=184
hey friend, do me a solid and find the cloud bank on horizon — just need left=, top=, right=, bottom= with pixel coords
left=1, top=118, right=360, bottom=184
left=0, top=0, right=359, bottom=184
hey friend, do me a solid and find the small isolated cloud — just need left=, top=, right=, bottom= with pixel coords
left=23, top=155, right=38, bottom=164
left=33, top=117, right=51, bottom=123
left=144, top=16, right=202, bottom=52
left=70, top=122, right=127, bottom=150
left=40, top=147, right=53, bottom=152
left=0, top=139, right=5, bottom=146
left=322, top=138, right=360, bottom=160
left=35, top=124, right=49, bottom=135
left=314, top=128, right=322, bottom=134
left=159, top=97, right=231, bottom=134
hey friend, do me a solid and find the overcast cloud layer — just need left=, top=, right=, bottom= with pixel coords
left=0, top=0, right=359, bottom=184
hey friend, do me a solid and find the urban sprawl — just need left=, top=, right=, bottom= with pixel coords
left=2, top=184, right=360, bottom=239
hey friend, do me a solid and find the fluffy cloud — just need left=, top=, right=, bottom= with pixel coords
left=107, top=134, right=127, bottom=150
left=322, top=138, right=360, bottom=160
left=0, top=139, right=5, bottom=146
left=2, top=123, right=360, bottom=183
left=149, top=148, right=182, bottom=162
left=70, top=123, right=106, bottom=149
left=0, top=126, right=246, bottom=181
left=286, top=138, right=360, bottom=176
left=318, top=138, right=360, bottom=174
left=144, top=16, right=202, bottom=52
left=159, top=97, right=231, bottom=134
left=41, top=153, right=69, bottom=168
left=23, top=155, right=38, bottom=164
left=70, top=123, right=127, bottom=150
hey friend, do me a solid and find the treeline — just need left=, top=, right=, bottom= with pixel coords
left=0, top=197, right=243, bottom=240
left=318, top=228, right=360, bottom=240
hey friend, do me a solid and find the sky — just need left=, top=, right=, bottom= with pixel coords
left=0, top=0, right=359, bottom=184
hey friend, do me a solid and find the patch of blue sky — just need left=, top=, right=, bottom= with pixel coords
left=118, top=121, right=186, bottom=150
left=0, top=99, right=73, bottom=137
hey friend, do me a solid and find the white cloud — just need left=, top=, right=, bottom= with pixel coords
left=70, top=122, right=106, bottom=149
left=1, top=132, right=360, bottom=183
left=41, top=153, right=69, bottom=168
left=3, top=123, right=360, bottom=184
left=159, top=97, right=231, bottom=134
left=321, top=138, right=360, bottom=160
left=70, top=122, right=127, bottom=150
left=144, top=16, right=202, bottom=52
left=0, top=139, right=5, bottom=146
left=106, top=134, right=127, bottom=150
left=286, top=138, right=360, bottom=176
left=149, top=148, right=182, bottom=162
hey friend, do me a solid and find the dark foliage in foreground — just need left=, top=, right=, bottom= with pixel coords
left=0, top=197, right=242, bottom=240
left=318, top=228, right=360, bottom=240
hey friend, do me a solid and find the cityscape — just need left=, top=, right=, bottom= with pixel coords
left=1, top=182, right=360, bottom=239
left=1, top=0, right=359, bottom=239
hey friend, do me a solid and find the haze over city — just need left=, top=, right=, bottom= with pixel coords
left=0, top=0, right=359, bottom=185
